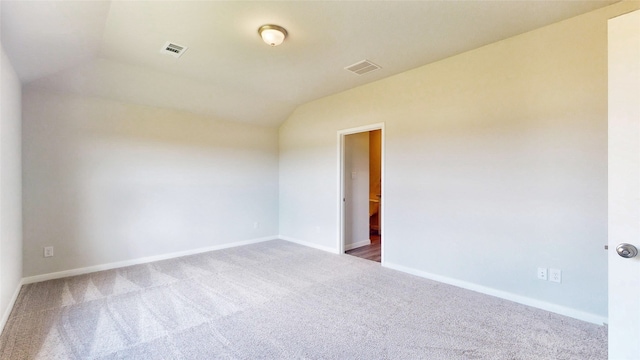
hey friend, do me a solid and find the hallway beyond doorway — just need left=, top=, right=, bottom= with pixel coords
left=346, top=233, right=381, bottom=262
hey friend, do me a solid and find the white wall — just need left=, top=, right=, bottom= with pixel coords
left=0, top=46, right=23, bottom=324
left=279, top=2, right=640, bottom=321
left=344, top=132, right=369, bottom=250
left=22, top=89, right=279, bottom=277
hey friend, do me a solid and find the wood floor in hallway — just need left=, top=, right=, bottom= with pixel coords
left=345, top=235, right=381, bottom=262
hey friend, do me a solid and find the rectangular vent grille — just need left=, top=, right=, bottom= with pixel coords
left=161, top=41, right=188, bottom=58
left=345, top=60, right=381, bottom=75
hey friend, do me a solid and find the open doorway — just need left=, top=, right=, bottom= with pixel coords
left=338, top=124, right=384, bottom=263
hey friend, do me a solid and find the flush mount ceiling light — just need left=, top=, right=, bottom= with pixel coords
left=258, top=24, right=288, bottom=46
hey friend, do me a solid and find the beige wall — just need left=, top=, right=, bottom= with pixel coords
left=369, top=130, right=381, bottom=199
left=22, top=90, right=280, bottom=277
left=279, top=2, right=640, bottom=322
left=0, top=46, right=23, bottom=326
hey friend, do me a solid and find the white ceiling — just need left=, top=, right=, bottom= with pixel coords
left=1, top=0, right=617, bottom=127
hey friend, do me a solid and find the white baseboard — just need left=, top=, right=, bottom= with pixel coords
left=383, top=261, right=607, bottom=326
left=1, top=279, right=24, bottom=333
left=22, top=236, right=279, bottom=285
left=344, top=239, right=371, bottom=251
left=279, top=236, right=339, bottom=254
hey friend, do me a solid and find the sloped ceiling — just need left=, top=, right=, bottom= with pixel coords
left=1, top=0, right=618, bottom=126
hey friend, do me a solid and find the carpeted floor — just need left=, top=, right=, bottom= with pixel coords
left=0, top=240, right=606, bottom=359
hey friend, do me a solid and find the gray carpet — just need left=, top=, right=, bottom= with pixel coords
left=1, top=240, right=606, bottom=359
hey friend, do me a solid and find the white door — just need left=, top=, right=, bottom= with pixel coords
left=608, top=9, right=640, bottom=360
left=343, top=132, right=370, bottom=251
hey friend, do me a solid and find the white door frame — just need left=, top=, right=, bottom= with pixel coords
left=337, top=123, right=385, bottom=262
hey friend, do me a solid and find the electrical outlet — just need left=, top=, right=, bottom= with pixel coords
left=253, top=222, right=259, bottom=229
left=549, top=268, right=562, bottom=283
left=44, top=246, right=54, bottom=258
left=537, top=267, right=547, bottom=280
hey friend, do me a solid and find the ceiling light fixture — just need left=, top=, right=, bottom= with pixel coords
left=258, top=24, right=288, bottom=47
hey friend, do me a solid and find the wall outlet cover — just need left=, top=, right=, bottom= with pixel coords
left=537, top=267, right=547, bottom=280
left=44, top=246, right=54, bottom=258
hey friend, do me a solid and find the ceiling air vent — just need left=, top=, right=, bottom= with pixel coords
left=345, top=59, right=381, bottom=75
left=161, top=41, right=188, bottom=58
